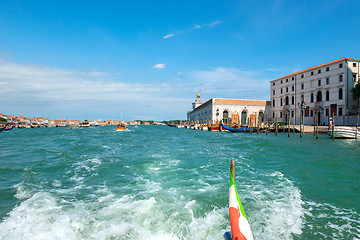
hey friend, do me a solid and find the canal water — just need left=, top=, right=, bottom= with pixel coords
left=0, top=126, right=359, bottom=239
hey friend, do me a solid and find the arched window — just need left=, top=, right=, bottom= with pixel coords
left=259, top=112, right=264, bottom=123
left=339, top=88, right=343, bottom=100
left=311, top=93, right=314, bottom=103
left=317, top=91, right=322, bottom=102
left=326, top=90, right=329, bottom=101
left=280, top=97, right=283, bottom=106
left=223, top=110, right=229, bottom=119
left=285, top=96, right=289, bottom=105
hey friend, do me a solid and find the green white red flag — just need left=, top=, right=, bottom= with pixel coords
left=229, top=168, right=254, bottom=240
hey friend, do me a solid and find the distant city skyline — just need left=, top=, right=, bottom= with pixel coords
left=1, top=0, right=360, bottom=120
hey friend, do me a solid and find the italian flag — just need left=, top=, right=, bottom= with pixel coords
left=229, top=168, right=254, bottom=240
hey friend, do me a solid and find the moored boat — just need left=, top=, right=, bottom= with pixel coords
left=221, top=123, right=251, bottom=133
left=327, top=126, right=359, bottom=139
left=200, top=124, right=208, bottom=131
left=208, top=123, right=220, bottom=131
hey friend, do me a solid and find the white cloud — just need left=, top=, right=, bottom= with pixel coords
left=153, top=63, right=165, bottom=69
left=0, top=62, right=190, bottom=120
left=207, top=20, right=222, bottom=27
left=187, top=67, right=269, bottom=100
left=163, top=20, right=222, bottom=39
left=0, top=62, right=269, bottom=120
left=163, top=33, right=175, bottom=39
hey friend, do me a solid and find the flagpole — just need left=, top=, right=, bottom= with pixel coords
left=230, top=160, right=235, bottom=181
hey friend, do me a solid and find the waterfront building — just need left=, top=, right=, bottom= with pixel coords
left=270, top=58, right=360, bottom=125
left=187, top=94, right=271, bottom=126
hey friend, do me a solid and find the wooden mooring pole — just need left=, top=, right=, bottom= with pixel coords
left=356, top=115, right=359, bottom=139
left=313, top=115, right=316, bottom=136
left=275, top=116, right=278, bottom=136
left=299, top=112, right=302, bottom=138
left=332, top=113, right=335, bottom=140
left=288, top=115, right=290, bottom=137
left=250, top=119, right=253, bottom=134
left=316, top=113, right=319, bottom=139
left=266, top=121, right=268, bottom=135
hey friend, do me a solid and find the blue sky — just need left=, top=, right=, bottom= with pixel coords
left=1, top=0, right=360, bottom=121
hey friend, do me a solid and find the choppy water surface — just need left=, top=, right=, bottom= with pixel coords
left=0, top=126, right=359, bottom=239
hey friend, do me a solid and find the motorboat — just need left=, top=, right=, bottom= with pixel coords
left=79, top=121, right=90, bottom=127
left=116, top=123, right=128, bottom=131
left=328, top=126, right=359, bottom=139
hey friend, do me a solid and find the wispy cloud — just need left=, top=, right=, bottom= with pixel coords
left=153, top=63, right=166, bottom=69
left=162, top=20, right=222, bottom=39
left=207, top=20, right=222, bottom=27
left=163, top=33, right=175, bottom=39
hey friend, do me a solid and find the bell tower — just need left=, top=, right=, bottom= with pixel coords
left=192, top=90, right=203, bottom=109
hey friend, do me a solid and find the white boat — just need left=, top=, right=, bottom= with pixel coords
left=328, top=126, right=359, bottom=139
left=79, top=121, right=90, bottom=127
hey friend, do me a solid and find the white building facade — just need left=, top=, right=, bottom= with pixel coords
left=270, top=58, right=360, bottom=125
left=187, top=97, right=271, bottom=126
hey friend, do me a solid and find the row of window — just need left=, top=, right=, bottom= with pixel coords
left=272, top=88, right=343, bottom=107
left=272, top=75, right=349, bottom=95
left=272, top=106, right=344, bottom=119
left=272, top=62, right=356, bottom=86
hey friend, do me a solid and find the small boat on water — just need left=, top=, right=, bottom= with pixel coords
left=208, top=123, right=220, bottom=131
left=225, top=160, right=254, bottom=240
left=328, top=126, right=359, bottom=139
left=221, top=123, right=252, bottom=133
left=79, top=121, right=90, bottom=128
left=200, top=124, right=208, bottom=131
left=116, top=123, right=128, bottom=131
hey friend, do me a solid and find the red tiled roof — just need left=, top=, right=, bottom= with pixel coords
left=272, top=57, right=360, bottom=82
left=214, top=99, right=269, bottom=106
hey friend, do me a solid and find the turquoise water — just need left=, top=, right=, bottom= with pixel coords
left=0, top=126, right=359, bottom=239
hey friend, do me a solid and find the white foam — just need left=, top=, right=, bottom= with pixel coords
left=13, top=181, right=33, bottom=200
left=245, top=171, right=306, bottom=240
left=0, top=190, right=227, bottom=240
left=52, top=180, right=62, bottom=187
